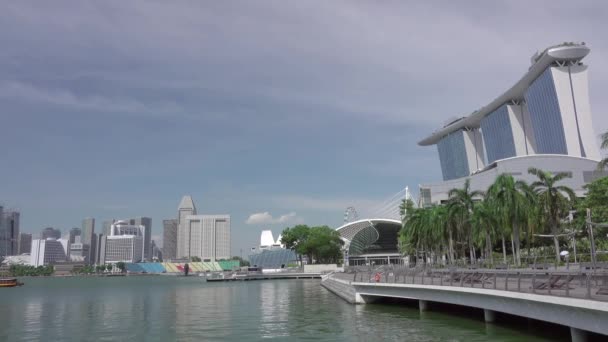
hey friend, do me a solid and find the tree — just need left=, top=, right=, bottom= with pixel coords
left=486, top=174, right=531, bottom=266
left=231, top=256, right=250, bottom=267
left=191, top=256, right=202, bottom=262
left=281, top=225, right=344, bottom=264
left=578, top=176, right=608, bottom=224
left=471, top=200, right=498, bottom=265
left=105, top=264, right=113, bottom=272
left=116, top=262, right=126, bottom=273
left=597, top=131, right=608, bottom=170
left=281, top=225, right=311, bottom=265
left=447, top=179, right=484, bottom=264
left=528, top=167, right=576, bottom=264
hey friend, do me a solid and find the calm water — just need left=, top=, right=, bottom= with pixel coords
left=0, top=276, right=565, bottom=341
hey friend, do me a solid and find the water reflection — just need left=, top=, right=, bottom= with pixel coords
left=0, top=277, right=560, bottom=341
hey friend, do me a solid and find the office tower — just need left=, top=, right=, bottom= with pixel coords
left=81, top=218, right=95, bottom=264
left=176, top=195, right=197, bottom=259
left=69, top=227, right=81, bottom=244
left=180, top=215, right=230, bottom=261
left=162, top=219, right=178, bottom=260
left=19, top=233, right=32, bottom=254
left=41, top=227, right=61, bottom=240
left=102, top=220, right=145, bottom=263
left=0, top=208, right=20, bottom=257
left=129, top=217, right=152, bottom=261
left=31, top=238, right=67, bottom=266
left=102, top=220, right=114, bottom=236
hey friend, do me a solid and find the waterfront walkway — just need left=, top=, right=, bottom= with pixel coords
left=322, top=267, right=608, bottom=341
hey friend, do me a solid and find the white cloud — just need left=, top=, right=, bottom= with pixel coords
left=245, top=211, right=299, bottom=225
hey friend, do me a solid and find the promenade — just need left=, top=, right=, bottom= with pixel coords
left=322, top=266, right=608, bottom=341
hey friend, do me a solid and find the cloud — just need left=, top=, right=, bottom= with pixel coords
left=245, top=211, right=299, bottom=225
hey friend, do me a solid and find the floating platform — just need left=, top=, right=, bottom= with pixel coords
left=207, top=272, right=321, bottom=282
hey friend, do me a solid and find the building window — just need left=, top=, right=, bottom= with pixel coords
left=437, top=130, right=469, bottom=180
left=525, top=67, right=568, bottom=155
left=481, top=105, right=516, bottom=163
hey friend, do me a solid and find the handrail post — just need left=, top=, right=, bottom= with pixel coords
left=548, top=272, right=552, bottom=295
left=532, top=272, right=536, bottom=294
left=493, top=272, right=497, bottom=290
left=517, top=272, right=521, bottom=292
left=505, top=272, right=509, bottom=291
left=460, top=271, right=464, bottom=287
left=450, top=269, right=453, bottom=286
left=566, top=271, right=570, bottom=297
left=586, top=273, right=591, bottom=299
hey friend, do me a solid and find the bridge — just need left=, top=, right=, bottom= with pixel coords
left=322, top=266, right=608, bottom=341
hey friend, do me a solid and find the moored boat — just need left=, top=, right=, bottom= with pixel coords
left=0, top=278, right=24, bottom=287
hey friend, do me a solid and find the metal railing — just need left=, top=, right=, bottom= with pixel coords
left=341, top=264, right=608, bottom=302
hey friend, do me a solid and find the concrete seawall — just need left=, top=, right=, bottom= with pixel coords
left=320, top=276, right=356, bottom=304
left=321, top=273, right=608, bottom=341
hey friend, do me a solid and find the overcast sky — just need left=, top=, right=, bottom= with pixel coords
left=2, top=1, right=607, bottom=255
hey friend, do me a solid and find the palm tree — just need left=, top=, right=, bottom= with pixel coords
left=528, top=167, right=576, bottom=264
left=447, top=179, right=484, bottom=264
left=486, top=174, right=530, bottom=266
left=597, top=131, right=608, bottom=170
left=471, top=200, right=499, bottom=265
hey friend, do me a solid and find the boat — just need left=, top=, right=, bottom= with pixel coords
left=0, top=278, right=24, bottom=288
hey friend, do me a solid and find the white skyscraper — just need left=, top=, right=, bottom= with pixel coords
left=181, top=215, right=230, bottom=261
left=102, top=220, right=145, bottom=263
left=176, top=195, right=197, bottom=259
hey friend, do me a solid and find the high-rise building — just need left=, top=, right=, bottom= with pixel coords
left=0, top=207, right=20, bottom=257
left=69, top=236, right=89, bottom=262
left=162, top=219, right=178, bottom=260
left=102, top=220, right=114, bottom=236
left=176, top=195, right=197, bottom=259
left=96, top=234, right=106, bottom=265
left=418, top=43, right=608, bottom=205
left=31, top=238, right=67, bottom=266
left=150, top=240, right=162, bottom=261
left=19, top=233, right=32, bottom=254
left=41, top=227, right=61, bottom=240
left=101, top=220, right=145, bottom=263
left=81, top=218, right=95, bottom=264
left=180, top=215, right=231, bottom=261
left=129, top=217, right=151, bottom=261
left=69, top=227, right=81, bottom=244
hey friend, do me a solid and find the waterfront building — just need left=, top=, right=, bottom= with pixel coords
left=179, top=215, right=230, bottom=261
left=176, top=195, right=197, bottom=258
left=418, top=42, right=608, bottom=205
left=30, top=238, right=68, bottom=266
left=249, top=230, right=296, bottom=269
left=0, top=207, right=20, bottom=257
left=68, top=227, right=81, bottom=244
left=162, top=219, right=177, bottom=260
left=19, top=233, right=32, bottom=254
left=41, top=227, right=61, bottom=240
left=129, top=217, right=152, bottom=261
left=69, top=236, right=89, bottom=262
left=102, top=220, right=145, bottom=263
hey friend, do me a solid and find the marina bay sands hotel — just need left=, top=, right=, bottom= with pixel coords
left=418, top=42, right=606, bottom=205
left=338, top=42, right=607, bottom=266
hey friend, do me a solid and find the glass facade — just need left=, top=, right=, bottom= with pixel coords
left=437, top=130, right=469, bottom=180
left=480, top=105, right=516, bottom=163
left=525, top=67, right=568, bottom=154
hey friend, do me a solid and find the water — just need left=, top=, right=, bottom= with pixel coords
left=0, top=276, right=565, bottom=341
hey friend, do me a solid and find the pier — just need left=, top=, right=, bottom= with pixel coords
left=322, top=267, right=608, bottom=341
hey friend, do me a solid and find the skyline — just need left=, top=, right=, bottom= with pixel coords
left=2, top=1, right=608, bottom=255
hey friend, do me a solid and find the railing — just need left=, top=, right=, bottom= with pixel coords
left=340, top=264, right=608, bottom=302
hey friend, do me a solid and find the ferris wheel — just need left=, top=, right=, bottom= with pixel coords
left=343, top=206, right=359, bottom=224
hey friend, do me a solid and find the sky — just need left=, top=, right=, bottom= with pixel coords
left=2, top=1, right=608, bottom=256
